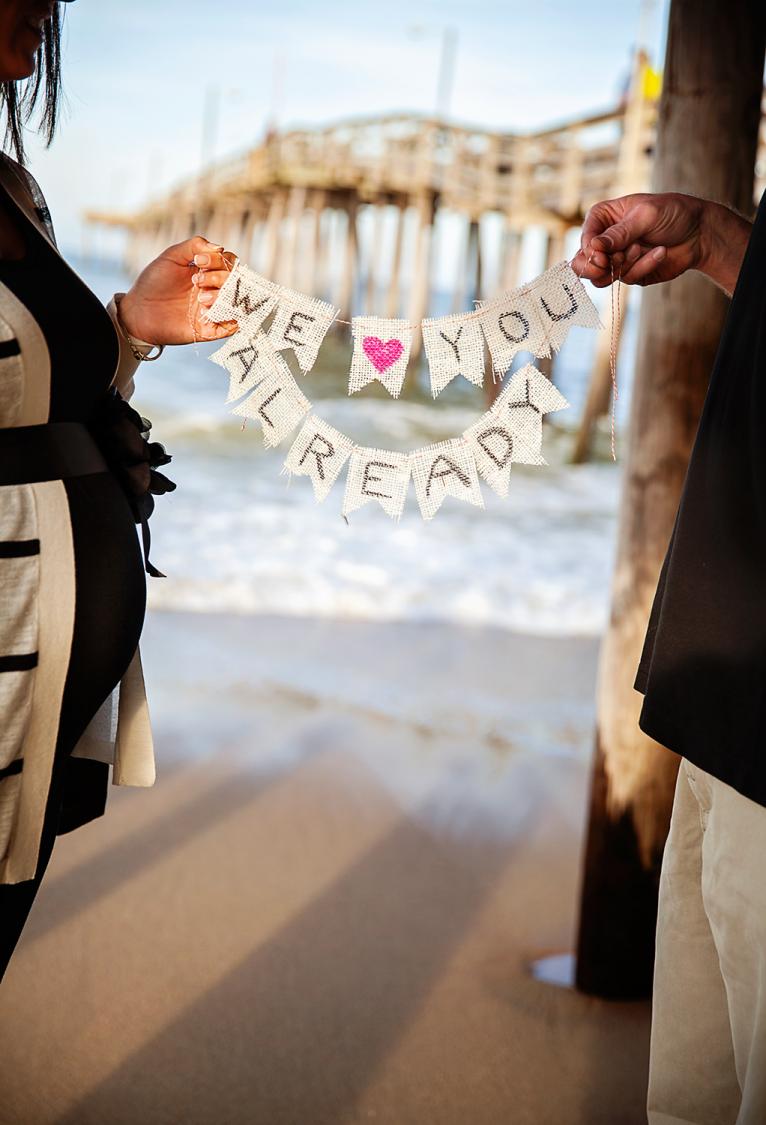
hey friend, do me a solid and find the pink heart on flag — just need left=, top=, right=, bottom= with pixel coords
left=363, top=336, right=404, bottom=373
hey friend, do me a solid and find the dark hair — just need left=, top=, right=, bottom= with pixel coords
left=0, top=6, right=63, bottom=166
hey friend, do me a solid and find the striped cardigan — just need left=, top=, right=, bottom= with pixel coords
left=0, top=154, right=155, bottom=886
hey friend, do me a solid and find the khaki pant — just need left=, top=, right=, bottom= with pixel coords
left=648, top=759, right=766, bottom=1125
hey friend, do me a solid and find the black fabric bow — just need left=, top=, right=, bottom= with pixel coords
left=89, top=388, right=176, bottom=577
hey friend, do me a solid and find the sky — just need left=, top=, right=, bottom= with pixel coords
left=22, top=0, right=669, bottom=254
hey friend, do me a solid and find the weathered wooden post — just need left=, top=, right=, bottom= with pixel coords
left=365, top=204, right=385, bottom=314
left=336, top=199, right=359, bottom=325
left=408, top=191, right=437, bottom=360
left=500, top=223, right=522, bottom=293
left=469, top=218, right=482, bottom=304
left=280, top=185, right=307, bottom=289
left=239, top=207, right=260, bottom=267
left=385, top=204, right=406, bottom=318
left=261, top=189, right=287, bottom=281
left=451, top=216, right=474, bottom=314
left=314, top=200, right=331, bottom=302
left=298, top=190, right=325, bottom=296
left=575, top=0, right=766, bottom=1000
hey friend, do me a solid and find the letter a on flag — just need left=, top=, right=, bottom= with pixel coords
left=209, top=331, right=292, bottom=402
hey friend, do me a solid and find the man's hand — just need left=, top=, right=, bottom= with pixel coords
left=571, top=192, right=752, bottom=297
left=117, top=235, right=238, bottom=346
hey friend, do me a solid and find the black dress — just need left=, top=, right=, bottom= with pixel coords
left=635, top=190, right=766, bottom=808
left=0, top=177, right=146, bottom=981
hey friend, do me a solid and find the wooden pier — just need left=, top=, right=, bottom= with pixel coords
left=85, top=59, right=766, bottom=457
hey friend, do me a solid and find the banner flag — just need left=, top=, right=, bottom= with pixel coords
left=463, top=411, right=524, bottom=497
left=342, top=447, right=411, bottom=520
left=421, top=313, right=485, bottom=397
left=204, top=261, right=280, bottom=332
left=531, top=262, right=602, bottom=352
left=210, top=331, right=292, bottom=403
left=410, top=439, right=484, bottom=520
left=283, top=416, right=355, bottom=502
left=478, top=290, right=550, bottom=378
left=490, top=363, right=570, bottom=463
left=495, top=362, right=570, bottom=414
left=268, top=288, right=338, bottom=373
left=349, top=318, right=412, bottom=398
left=231, top=368, right=310, bottom=448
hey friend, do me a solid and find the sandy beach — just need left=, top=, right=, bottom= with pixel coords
left=0, top=609, right=650, bottom=1124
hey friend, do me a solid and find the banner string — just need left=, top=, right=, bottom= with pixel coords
left=573, top=246, right=621, bottom=463
left=331, top=275, right=544, bottom=330
left=608, top=257, right=622, bottom=463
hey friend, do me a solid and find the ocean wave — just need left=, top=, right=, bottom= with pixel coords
left=147, top=459, right=620, bottom=635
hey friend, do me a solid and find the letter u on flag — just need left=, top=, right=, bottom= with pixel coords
left=531, top=262, right=602, bottom=351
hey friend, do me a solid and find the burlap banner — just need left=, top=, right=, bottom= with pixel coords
left=205, top=257, right=602, bottom=520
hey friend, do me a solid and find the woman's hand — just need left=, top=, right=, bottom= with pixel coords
left=116, top=234, right=239, bottom=346
left=571, top=192, right=752, bottom=296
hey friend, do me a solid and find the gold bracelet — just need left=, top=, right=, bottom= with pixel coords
left=127, top=339, right=165, bottom=363
left=113, top=294, right=165, bottom=362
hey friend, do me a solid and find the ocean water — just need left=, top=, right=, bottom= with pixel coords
left=82, top=257, right=634, bottom=637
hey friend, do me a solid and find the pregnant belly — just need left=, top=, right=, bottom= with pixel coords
left=60, top=472, right=147, bottom=752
